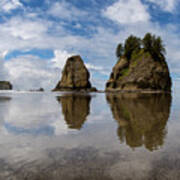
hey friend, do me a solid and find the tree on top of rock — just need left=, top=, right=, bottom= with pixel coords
left=142, top=33, right=153, bottom=53
left=153, top=36, right=166, bottom=59
left=116, top=43, right=124, bottom=58
left=124, top=35, right=141, bottom=60
left=143, top=33, right=166, bottom=60
left=115, top=33, right=166, bottom=61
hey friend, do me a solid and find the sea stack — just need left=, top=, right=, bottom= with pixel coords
left=106, top=34, right=172, bottom=92
left=53, top=55, right=97, bottom=92
left=0, top=81, right=13, bottom=90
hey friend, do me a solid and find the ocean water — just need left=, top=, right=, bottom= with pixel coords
left=0, top=90, right=179, bottom=180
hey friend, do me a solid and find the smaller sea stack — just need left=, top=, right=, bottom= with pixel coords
left=53, top=55, right=97, bottom=92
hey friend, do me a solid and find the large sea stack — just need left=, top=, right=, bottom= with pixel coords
left=0, top=81, right=13, bottom=90
left=106, top=34, right=172, bottom=92
left=54, top=55, right=97, bottom=92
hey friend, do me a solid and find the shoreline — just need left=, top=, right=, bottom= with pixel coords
left=0, top=89, right=172, bottom=94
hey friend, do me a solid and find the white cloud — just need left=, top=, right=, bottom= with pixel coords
left=0, top=50, right=9, bottom=59
left=86, top=63, right=109, bottom=76
left=48, top=1, right=88, bottom=20
left=0, top=0, right=22, bottom=12
left=103, top=0, right=150, bottom=24
left=4, top=55, right=59, bottom=90
left=51, top=50, right=73, bottom=69
left=146, top=0, right=177, bottom=12
left=1, top=17, right=49, bottom=40
left=0, top=51, right=9, bottom=81
left=85, top=63, right=104, bottom=71
left=0, top=15, right=87, bottom=52
left=0, top=60, right=8, bottom=81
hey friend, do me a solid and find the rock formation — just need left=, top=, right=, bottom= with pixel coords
left=53, top=55, right=97, bottom=92
left=30, top=88, right=44, bottom=92
left=106, top=93, right=171, bottom=151
left=57, top=94, right=91, bottom=129
left=106, top=52, right=171, bottom=91
left=0, top=81, right=13, bottom=90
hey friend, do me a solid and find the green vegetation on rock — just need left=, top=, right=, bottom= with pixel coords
left=143, top=33, right=165, bottom=61
left=107, top=33, right=172, bottom=92
left=124, top=35, right=141, bottom=60
left=116, top=33, right=166, bottom=61
left=116, top=43, right=124, bottom=58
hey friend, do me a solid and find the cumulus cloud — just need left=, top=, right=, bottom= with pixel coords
left=0, top=51, right=9, bottom=81
left=0, top=17, right=52, bottom=52
left=51, top=50, right=73, bottom=69
left=4, top=55, right=59, bottom=90
left=48, top=1, right=88, bottom=21
left=0, top=0, right=22, bottom=12
left=0, top=15, right=87, bottom=52
left=85, top=63, right=109, bottom=76
left=146, top=0, right=177, bottom=12
left=103, top=0, right=150, bottom=24
left=0, top=60, right=8, bottom=81
left=1, top=17, right=49, bottom=40
left=85, top=63, right=104, bottom=71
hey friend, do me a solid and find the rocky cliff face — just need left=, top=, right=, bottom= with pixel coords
left=0, top=81, right=13, bottom=90
left=106, top=93, right=171, bottom=151
left=54, top=55, right=96, bottom=92
left=106, top=52, right=172, bottom=92
left=57, top=94, right=91, bottom=129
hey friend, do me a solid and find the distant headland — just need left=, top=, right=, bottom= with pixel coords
left=0, top=81, right=13, bottom=90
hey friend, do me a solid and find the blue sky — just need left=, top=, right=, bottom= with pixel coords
left=0, top=0, right=180, bottom=90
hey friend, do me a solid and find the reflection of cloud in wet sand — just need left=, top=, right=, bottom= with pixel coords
left=106, top=93, right=171, bottom=151
left=0, top=94, right=75, bottom=137
left=0, top=147, right=119, bottom=180
left=0, top=93, right=178, bottom=180
left=57, top=94, right=91, bottom=130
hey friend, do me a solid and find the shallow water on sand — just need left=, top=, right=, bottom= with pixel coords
left=0, top=90, right=179, bottom=180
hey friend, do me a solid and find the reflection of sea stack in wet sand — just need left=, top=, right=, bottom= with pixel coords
left=106, top=93, right=171, bottom=151
left=57, top=94, right=91, bottom=129
left=53, top=55, right=97, bottom=92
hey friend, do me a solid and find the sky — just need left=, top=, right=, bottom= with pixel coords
left=0, top=0, right=180, bottom=90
